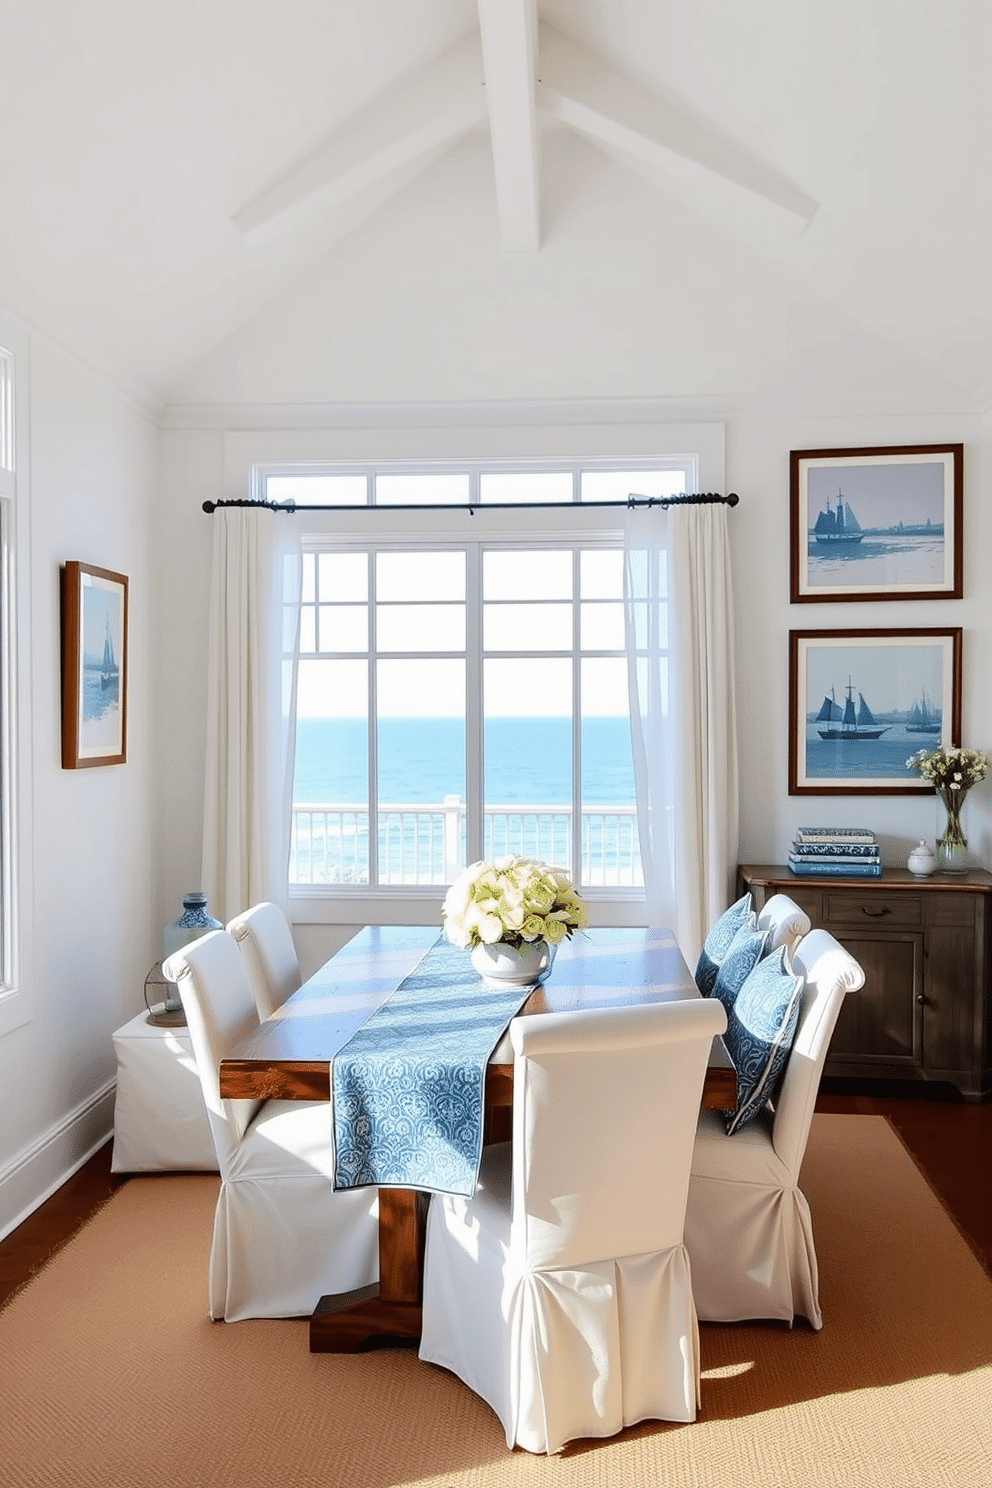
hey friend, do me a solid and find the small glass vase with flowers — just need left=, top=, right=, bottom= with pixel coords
left=906, top=744, right=991, bottom=872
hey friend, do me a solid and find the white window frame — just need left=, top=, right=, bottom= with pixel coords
left=224, top=421, right=725, bottom=928
left=294, top=525, right=642, bottom=898
left=0, top=317, right=34, bottom=1037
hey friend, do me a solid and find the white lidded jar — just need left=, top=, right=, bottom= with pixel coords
left=907, top=841, right=937, bottom=877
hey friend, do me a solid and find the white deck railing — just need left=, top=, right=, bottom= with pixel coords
left=290, top=796, right=642, bottom=888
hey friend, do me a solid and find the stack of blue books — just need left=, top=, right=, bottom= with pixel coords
left=788, top=827, right=882, bottom=877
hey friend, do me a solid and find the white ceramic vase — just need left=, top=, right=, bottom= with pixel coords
left=470, top=939, right=554, bottom=988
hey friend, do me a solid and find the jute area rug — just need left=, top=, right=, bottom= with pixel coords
left=1, top=1114, right=989, bottom=1488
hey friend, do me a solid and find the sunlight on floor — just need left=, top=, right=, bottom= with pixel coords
left=700, top=1360, right=755, bottom=1379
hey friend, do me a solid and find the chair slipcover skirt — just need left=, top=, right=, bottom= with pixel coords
left=685, top=1107, right=820, bottom=1327
left=163, top=930, right=380, bottom=1323
left=685, top=928, right=865, bottom=1330
left=209, top=1098, right=379, bottom=1321
left=422, top=1145, right=701, bottom=1453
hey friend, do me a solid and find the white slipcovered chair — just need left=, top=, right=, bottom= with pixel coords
left=226, top=901, right=302, bottom=1021
left=162, top=929, right=378, bottom=1321
left=685, top=927, right=865, bottom=1328
left=756, top=892, right=812, bottom=955
left=419, top=996, right=728, bottom=1454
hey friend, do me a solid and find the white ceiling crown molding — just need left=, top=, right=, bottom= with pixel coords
left=536, top=23, right=818, bottom=233
left=477, top=0, right=541, bottom=252
left=233, top=33, right=487, bottom=244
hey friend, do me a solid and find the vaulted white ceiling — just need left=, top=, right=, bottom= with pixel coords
left=1, top=1, right=990, bottom=412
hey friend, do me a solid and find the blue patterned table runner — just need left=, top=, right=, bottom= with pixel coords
left=332, top=936, right=531, bottom=1197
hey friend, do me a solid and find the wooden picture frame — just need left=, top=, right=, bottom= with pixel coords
left=60, top=561, right=128, bottom=768
left=790, top=443, right=963, bottom=602
left=789, top=627, right=962, bottom=795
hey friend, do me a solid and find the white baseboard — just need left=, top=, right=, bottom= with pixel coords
left=0, top=1080, right=116, bottom=1243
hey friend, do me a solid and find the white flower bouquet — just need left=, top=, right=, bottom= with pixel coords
left=906, top=745, right=990, bottom=791
left=907, top=743, right=990, bottom=857
left=442, top=856, right=588, bottom=951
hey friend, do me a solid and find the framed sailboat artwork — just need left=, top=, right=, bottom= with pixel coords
left=60, top=561, right=128, bottom=768
left=789, top=628, right=962, bottom=794
left=790, top=444, right=963, bottom=602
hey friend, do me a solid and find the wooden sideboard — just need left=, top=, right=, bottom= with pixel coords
left=737, top=865, right=992, bottom=1103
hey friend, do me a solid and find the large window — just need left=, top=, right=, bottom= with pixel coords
left=280, top=460, right=689, bottom=904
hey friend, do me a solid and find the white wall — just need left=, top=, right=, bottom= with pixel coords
left=0, top=334, right=157, bottom=1238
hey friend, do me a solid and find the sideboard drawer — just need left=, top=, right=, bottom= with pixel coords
left=926, top=893, right=976, bottom=927
left=822, top=892, right=923, bottom=928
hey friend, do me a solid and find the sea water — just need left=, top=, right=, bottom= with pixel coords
left=806, top=533, right=944, bottom=590
left=804, top=721, right=933, bottom=782
left=293, top=716, right=637, bottom=806
left=292, top=716, right=639, bottom=881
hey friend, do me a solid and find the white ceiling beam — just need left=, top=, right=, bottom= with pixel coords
left=476, top=0, right=541, bottom=252
left=234, top=34, right=487, bottom=244
left=537, top=24, right=818, bottom=230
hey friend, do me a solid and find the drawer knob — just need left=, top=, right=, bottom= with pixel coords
left=861, top=905, right=891, bottom=918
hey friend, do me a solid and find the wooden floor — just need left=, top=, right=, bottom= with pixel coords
left=2, top=1082, right=990, bottom=1313
left=815, top=1080, right=992, bottom=1278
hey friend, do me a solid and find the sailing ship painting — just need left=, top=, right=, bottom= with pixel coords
left=795, top=448, right=957, bottom=599
left=82, top=594, right=121, bottom=734
left=72, top=565, right=126, bottom=763
left=793, top=630, right=957, bottom=792
left=815, top=680, right=890, bottom=741
left=811, top=491, right=864, bottom=547
left=62, top=561, right=128, bottom=768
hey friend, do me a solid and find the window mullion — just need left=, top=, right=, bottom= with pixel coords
left=572, top=547, right=582, bottom=888
left=465, top=541, right=483, bottom=865
left=367, top=549, right=379, bottom=887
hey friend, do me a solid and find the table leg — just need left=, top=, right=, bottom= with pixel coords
left=309, top=1188, right=426, bottom=1352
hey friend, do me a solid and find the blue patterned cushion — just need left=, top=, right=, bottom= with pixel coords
left=694, top=893, right=755, bottom=996
left=710, top=922, right=768, bottom=1017
left=723, top=946, right=804, bottom=1135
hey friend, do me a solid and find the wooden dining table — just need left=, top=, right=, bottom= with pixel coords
left=218, top=924, right=736, bottom=1352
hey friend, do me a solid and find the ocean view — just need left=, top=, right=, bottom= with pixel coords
left=291, top=717, right=641, bottom=885
left=293, top=716, right=637, bottom=807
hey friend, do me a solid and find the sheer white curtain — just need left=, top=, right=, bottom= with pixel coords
left=625, top=503, right=739, bottom=963
left=201, top=507, right=303, bottom=924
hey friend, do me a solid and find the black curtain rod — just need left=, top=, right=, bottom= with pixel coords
left=202, top=492, right=738, bottom=514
